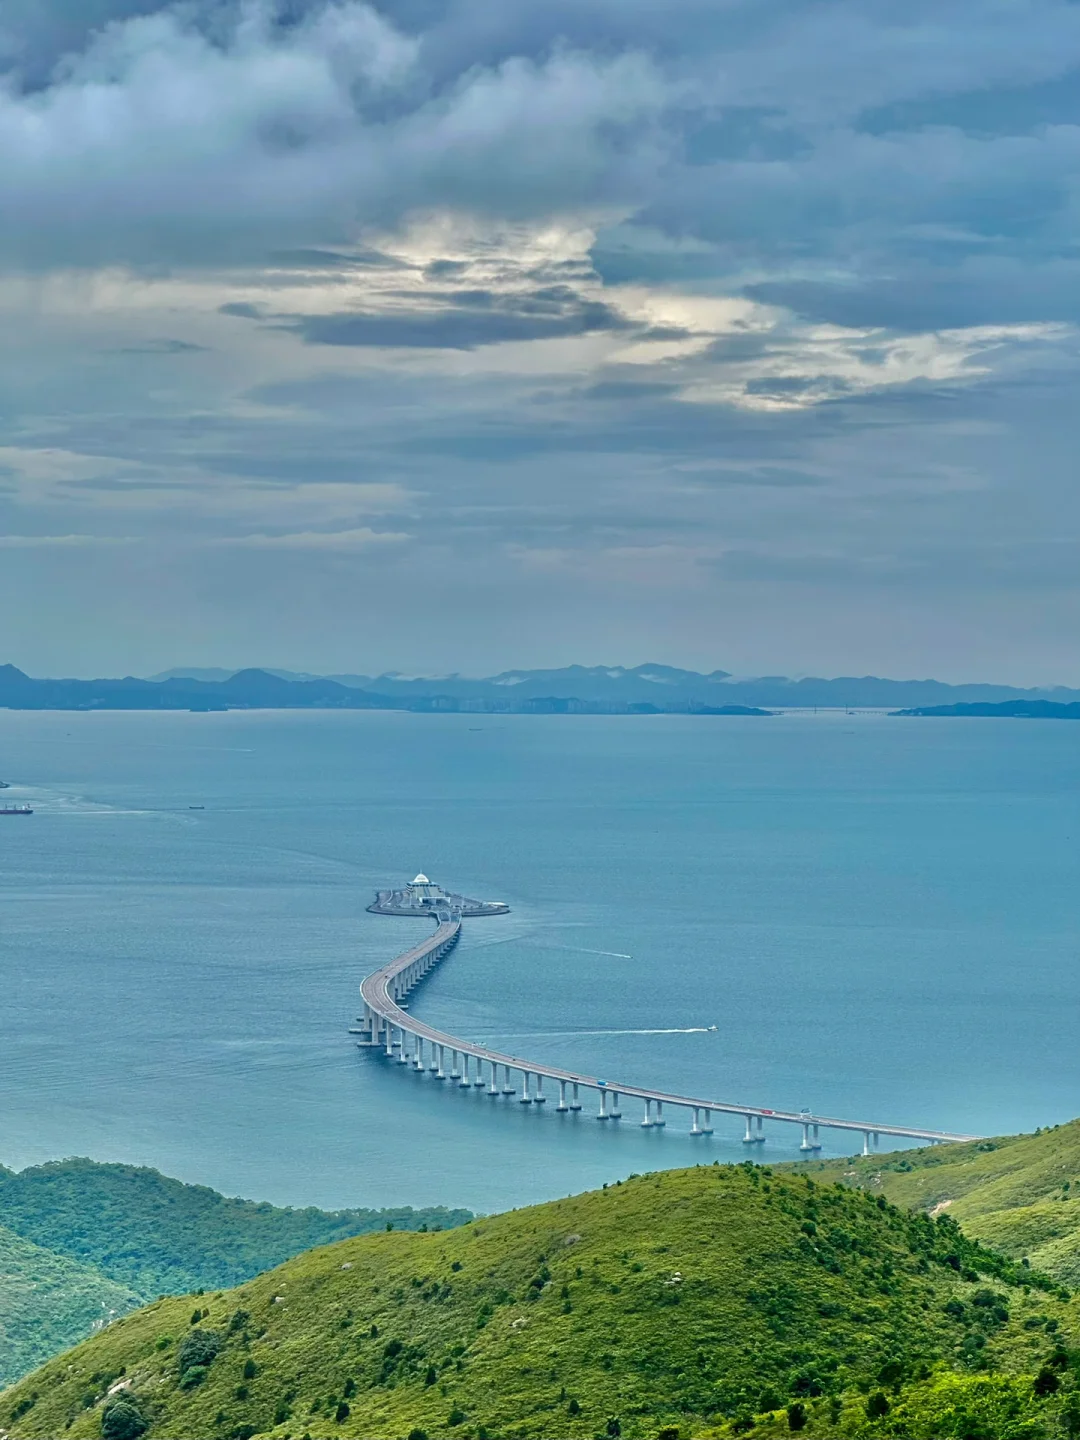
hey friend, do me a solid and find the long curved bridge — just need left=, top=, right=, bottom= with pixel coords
left=354, top=904, right=981, bottom=1155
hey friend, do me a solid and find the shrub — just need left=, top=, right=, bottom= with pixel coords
left=178, top=1327, right=222, bottom=1377
left=1034, top=1366, right=1061, bottom=1396
left=179, top=1365, right=208, bottom=1389
left=335, top=1401, right=351, bottom=1422
left=100, top=1398, right=147, bottom=1440
left=424, top=1365, right=438, bottom=1386
left=786, top=1402, right=807, bottom=1431
left=242, top=1358, right=257, bottom=1380
left=407, top=1431, right=429, bottom=1440
left=568, top=1398, right=581, bottom=1416
left=448, top=1408, right=466, bottom=1425
left=866, top=1391, right=890, bottom=1418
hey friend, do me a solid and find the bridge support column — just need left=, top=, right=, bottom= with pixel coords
left=862, top=1131, right=871, bottom=1156
left=800, top=1122, right=813, bottom=1151
left=384, top=1024, right=394, bottom=1058
left=701, top=1108, right=713, bottom=1134
left=450, top=1051, right=460, bottom=1080
left=399, top=1032, right=411, bottom=1064
left=642, top=1098, right=654, bottom=1127
left=557, top=1080, right=568, bottom=1112
left=597, top=1088, right=610, bottom=1120
left=487, top=1064, right=499, bottom=1096
left=534, top=1075, right=546, bottom=1103
left=743, top=1114, right=755, bottom=1143
left=654, top=1101, right=665, bottom=1128
left=609, top=1090, right=620, bottom=1118
left=502, top=1065, right=515, bottom=1095
left=520, top=1071, right=533, bottom=1104
left=691, top=1107, right=703, bottom=1135
left=429, top=1044, right=440, bottom=1073
left=436, top=1045, right=446, bottom=1079
left=570, top=1082, right=581, bottom=1111
left=475, top=1058, right=486, bottom=1086
left=459, top=1053, right=471, bottom=1087
left=756, top=1114, right=765, bottom=1142
left=812, top=1123, right=821, bottom=1150
left=414, top=1037, right=425, bottom=1071
left=872, top=1131, right=880, bottom=1150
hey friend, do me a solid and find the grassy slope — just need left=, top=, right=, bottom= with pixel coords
left=804, top=1120, right=1080, bottom=1284
left=0, top=1158, right=473, bottom=1297
left=0, top=1224, right=141, bottom=1388
left=2, top=1163, right=1073, bottom=1440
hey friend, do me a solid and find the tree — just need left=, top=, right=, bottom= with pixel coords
left=100, top=1398, right=147, bottom=1440
left=866, top=1391, right=890, bottom=1419
left=335, top=1401, right=350, bottom=1422
left=786, top=1402, right=807, bottom=1431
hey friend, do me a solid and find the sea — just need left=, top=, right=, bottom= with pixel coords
left=0, top=708, right=1077, bottom=1216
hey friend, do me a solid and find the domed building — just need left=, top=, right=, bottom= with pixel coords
left=404, top=873, right=444, bottom=905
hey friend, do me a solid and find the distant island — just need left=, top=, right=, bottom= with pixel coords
left=3, top=659, right=1079, bottom=713
left=896, top=700, right=1080, bottom=719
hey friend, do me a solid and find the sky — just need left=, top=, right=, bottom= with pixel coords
left=1, top=0, right=1080, bottom=682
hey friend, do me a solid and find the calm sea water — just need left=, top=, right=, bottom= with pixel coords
left=0, top=709, right=1077, bottom=1214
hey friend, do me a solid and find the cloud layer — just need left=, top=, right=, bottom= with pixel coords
left=1, top=0, right=1079, bottom=679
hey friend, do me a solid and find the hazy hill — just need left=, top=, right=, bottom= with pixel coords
left=896, top=700, right=1080, bottom=719
left=7, top=661, right=1079, bottom=713
left=0, top=1224, right=141, bottom=1388
left=0, top=1159, right=472, bottom=1298
left=145, top=661, right=1080, bottom=712
left=2, top=1163, right=1072, bottom=1439
left=806, top=1120, right=1080, bottom=1287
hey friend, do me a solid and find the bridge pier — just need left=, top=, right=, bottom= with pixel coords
left=459, top=1053, right=471, bottom=1087
left=449, top=1051, right=460, bottom=1080
left=743, top=1113, right=755, bottom=1142
left=642, top=1098, right=654, bottom=1127
left=812, top=1123, right=820, bottom=1149
left=397, top=1032, right=410, bottom=1064
left=436, top=1045, right=446, bottom=1079
left=534, top=1074, right=546, bottom=1103
left=520, top=1071, right=533, bottom=1104
left=502, top=1065, right=515, bottom=1095
left=570, top=1082, right=581, bottom=1111
left=609, top=1090, right=620, bottom=1118
left=414, top=1037, right=425, bottom=1071
left=557, top=1079, right=569, bottom=1112
left=862, top=1131, right=871, bottom=1156
left=429, top=1043, right=440, bottom=1073
left=597, top=1088, right=610, bottom=1120
left=487, top=1064, right=500, bottom=1096
left=691, top=1107, right=704, bottom=1135
left=654, top=1100, right=665, bottom=1128
left=474, top=1058, right=486, bottom=1087
left=800, top=1122, right=814, bottom=1151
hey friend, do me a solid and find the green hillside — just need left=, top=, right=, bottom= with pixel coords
left=0, top=1158, right=472, bottom=1296
left=804, top=1120, right=1080, bottom=1285
left=3, top=1162, right=1075, bottom=1440
left=0, top=1223, right=141, bottom=1387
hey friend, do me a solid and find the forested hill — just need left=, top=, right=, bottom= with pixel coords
left=806, top=1118, right=1080, bottom=1286
left=0, top=1158, right=472, bottom=1297
left=4, top=1162, right=1077, bottom=1440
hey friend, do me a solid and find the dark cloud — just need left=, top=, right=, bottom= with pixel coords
left=290, top=292, right=633, bottom=348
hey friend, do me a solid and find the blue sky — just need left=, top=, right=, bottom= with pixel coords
left=1, top=0, right=1079, bottom=680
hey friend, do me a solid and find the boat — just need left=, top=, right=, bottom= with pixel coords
left=0, top=804, right=33, bottom=815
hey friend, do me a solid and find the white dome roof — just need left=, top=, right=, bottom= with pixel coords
left=412, top=873, right=430, bottom=885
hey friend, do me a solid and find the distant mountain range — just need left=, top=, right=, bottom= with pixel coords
left=1, top=661, right=1077, bottom=712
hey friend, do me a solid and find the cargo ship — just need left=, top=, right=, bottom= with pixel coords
left=0, top=804, right=33, bottom=815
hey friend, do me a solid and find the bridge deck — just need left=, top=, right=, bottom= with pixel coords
left=358, top=918, right=981, bottom=1146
